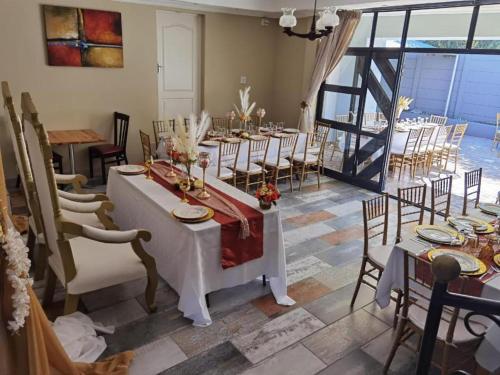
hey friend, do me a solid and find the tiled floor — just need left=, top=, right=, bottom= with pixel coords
left=15, top=170, right=491, bottom=374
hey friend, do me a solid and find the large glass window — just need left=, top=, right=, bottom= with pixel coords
left=473, top=5, right=500, bottom=49
left=321, top=92, right=359, bottom=125
left=349, top=14, right=373, bottom=48
left=325, top=55, right=365, bottom=88
left=407, top=7, right=473, bottom=49
left=374, top=12, right=405, bottom=48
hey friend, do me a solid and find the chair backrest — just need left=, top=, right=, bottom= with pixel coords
left=430, top=114, right=448, bottom=125
left=247, top=136, right=269, bottom=168
left=362, top=193, right=389, bottom=255
left=363, top=112, right=378, bottom=125
left=212, top=117, right=229, bottom=132
left=303, top=130, right=328, bottom=163
left=430, top=175, right=453, bottom=224
left=450, top=123, right=468, bottom=147
left=152, top=120, right=170, bottom=145
left=313, top=122, right=330, bottom=145
left=139, top=130, right=152, bottom=162
left=335, top=114, right=349, bottom=123
left=1, top=82, right=43, bottom=235
left=417, top=126, right=435, bottom=154
left=113, top=112, right=130, bottom=150
left=21, top=92, right=75, bottom=284
left=403, top=128, right=422, bottom=155
left=217, top=140, right=240, bottom=175
left=431, top=125, right=452, bottom=152
left=462, top=168, right=482, bottom=216
left=397, top=185, right=426, bottom=243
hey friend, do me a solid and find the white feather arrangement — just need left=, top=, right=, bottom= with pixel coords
left=233, top=86, right=256, bottom=122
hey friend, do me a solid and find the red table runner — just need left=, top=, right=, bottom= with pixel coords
left=149, top=161, right=264, bottom=269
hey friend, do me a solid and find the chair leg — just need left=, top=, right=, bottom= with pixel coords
left=383, top=319, right=407, bottom=374
left=316, top=164, right=321, bottom=189
left=350, top=257, right=367, bottom=307
left=441, top=342, right=451, bottom=375
left=262, top=274, right=267, bottom=286
left=101, top=157, right=106, bottom=185
left=42, top=267, right=57, bottom=307
left=16, top=174, right=21, bottom=188
left=299, top=164, right=306, bottom=191
left=64, top=294, right=80, bottom=315
left=453, top=150, right=459, bottom=173
left=245, top=174, right=250, bottom=193
left=289, top=167, right=294, bottom=192
left=393, top=290, right=403, bottom=329
left=34, top=243, right=48, bottom=281
left=26, top=226, right=36, bottom=262
left=145, top=270, right=158, bottom=313
left=88, top=152, right=94, bottom=178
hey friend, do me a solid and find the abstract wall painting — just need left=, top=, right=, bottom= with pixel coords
left=43, top=5, right=124, bottom=68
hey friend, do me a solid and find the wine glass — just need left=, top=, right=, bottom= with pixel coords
left=197, top=152, right=211, bottom=199
left=179, top=178, right=191, bottom=203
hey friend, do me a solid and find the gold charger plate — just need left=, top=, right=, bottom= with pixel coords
left=172, top=207, right=215, bottom=224
left=415, top=225, right=465, bottom=245
left=494, top=253, right=500, bottom=267
left=427, top=249, right=487, bottom=276
left=447, top=216, right=494, bottom=234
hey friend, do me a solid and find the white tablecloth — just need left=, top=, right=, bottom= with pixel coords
left=106, top=166, right=294, bottom=326
left=390, top=123, right=440, bottom=154
left=376, top=239, right=500, bottom=372
left=157, top=133, right=308, bottom=167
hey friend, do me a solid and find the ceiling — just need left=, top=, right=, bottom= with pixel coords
left=117, top=0, right=461, bottom=16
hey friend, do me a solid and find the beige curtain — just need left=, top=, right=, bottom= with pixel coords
left=299, top=10, right=362, bottom=133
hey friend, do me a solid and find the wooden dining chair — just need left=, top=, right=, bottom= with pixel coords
left=292, top=130, right=328, bottom=191
left=427, top=125, right=452, bottom=174
left=139, top=130, right=153, bottom=162
left=212, top=117, right=229, bottom=133
left=207, top=140, right=241, bottom=186
left=442, top=123, right=468, bottom=173
left=391, top=128, right=422, bottom=181
left=236, top=136, right=269, bottom=192
left=493, top=113, right=500, bottom=149
left=429, top=114, right=448, bottom=125
left=383, top=252, right=483, bottom=375
left=397, top=185, right=426, bottom=243
left=462, top=168, right=482, bottom=216
left=430, top=176, right=453, bottom=225
left=311, top=121, right=330, bottom=173
left=88, top=112, right=130, bottom=184
left=153, top=120, right=174, bottom=146
left=414, top=126, right=435, bottom=176
left=264, top=133, right=298, bottom=192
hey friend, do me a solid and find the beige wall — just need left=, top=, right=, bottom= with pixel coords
left=0, top=0, right=312, bottom=180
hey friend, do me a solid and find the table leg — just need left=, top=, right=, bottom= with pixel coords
left=68, top=144, right=76, bottom=174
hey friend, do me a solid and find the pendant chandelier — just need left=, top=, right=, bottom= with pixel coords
left=279, top=0, right=339, bottom=41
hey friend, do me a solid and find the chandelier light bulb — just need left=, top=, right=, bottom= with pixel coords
left=279, top=8, right=297, bottom=28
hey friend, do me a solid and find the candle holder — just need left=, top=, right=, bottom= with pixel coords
left=179, top=178, right=191, bottom=203
left=197, top=152, right=211, bottom=200
left=165, top=138, right=176, bottom=177
left=145, top=158, right=154, bottom=180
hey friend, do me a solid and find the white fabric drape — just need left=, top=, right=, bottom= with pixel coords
left=299, top=10, right=362, bottom=133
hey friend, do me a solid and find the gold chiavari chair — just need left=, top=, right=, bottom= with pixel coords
left=391, top=128, right=422, bottom=181
left=153, top=120, right=175, bottom=146
left=363, top=112, right=378, bottom=125
left=429, top=114, right=448, bottom=125
left=264, top=133, right=298, bottom=192
left=311, top=121, right=330, bottom=173
left=292, top=129, right=328, bottom=191
left=430, top=175, right=453, bottom=225
left=383, top=252, right=483, bottom=375
left=427, top=125, right=452, bottom=174
left=207, top=140, right=241, bottom=186
left=493, top=113, right=500, bottom=149
left=335, top=114, right=349, bottom=123
left=212, top=117, right=229, bottom=133
left=462, top=168, right=482, bottom=216
left=414, top=126, right=435, bottom=176
left=397, top=185, right=426, bottom=243
left=139, top=130, right=153, bottom=162
left=441, top=123, right=468, bottom=173
left=236, top=136, right=269, bottom=192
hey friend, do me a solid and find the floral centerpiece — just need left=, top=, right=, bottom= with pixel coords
left=234, top=86, right=256, bottom=130
left=167, top=115, right=199, bottom=181
left=255, top=183, right=281, bottom=210
left=396, top=96, right=414, bottom=121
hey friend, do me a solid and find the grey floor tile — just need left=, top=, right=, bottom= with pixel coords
left=313, top=260, right=362, bottom=292
left=89, top=299, right=147, bottom=328
left=171, top=303, right=268, bottom=357
left=317, top=349, right=387, bottom=375
left=286, top=238, right=331, bottom=264
left=323, top=212, right=363, bottom=231
left=284, top=223, right=333, bottom=248
left=304, top=283, right=375, bottom=325
left=136, top=284, right=179, bottom=313
left=363, top=300, right=398, bottom=327
left=315, top=240, right=363, bottom=267
left=129, top=336, right=187, bottom=375
left=241, top=343, right=326, bottom=375
left=287, top=256, right=334, bottom=285
left=302, top=309, right=390, bottom=365
left=231, top=308, right=325, bottom=364
left=102, top=307, right=191, bottom=356
left=160, top=341, right=252, bottom=375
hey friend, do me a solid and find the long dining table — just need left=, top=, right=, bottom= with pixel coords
left=106, top=164, right=294, bottom=326
left=390, top=122, right=440, bottom=154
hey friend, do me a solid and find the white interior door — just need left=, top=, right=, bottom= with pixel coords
left=157, top=11, right=200, bottom=120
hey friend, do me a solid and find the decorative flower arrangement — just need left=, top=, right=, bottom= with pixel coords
left=234, top=86, right=256, bottom=124
left=3, top=224, right=33, bottom=334
left=396, top=96, right=414, bottom=120
left=255, top=183, right=281, bottom=209
left=166, top=115, right=199, bottom=179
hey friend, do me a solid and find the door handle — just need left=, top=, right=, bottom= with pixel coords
left=157, top=63, right=164, bottom=73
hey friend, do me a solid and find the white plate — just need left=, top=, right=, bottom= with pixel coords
left=200, top=140, right=219, bottom=147
left=448, top=216, right=488, bottom=232
left=172, top=205, right=209, bottom=220
left=478, top=203, right=500, bottom=216
left=283, top=128, right=299, bottom=133
left=116, top=165, right=146, bottom=174
left=416, top=225, right=463, bottom=245
left=429, top=249, right=479, bottom=273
